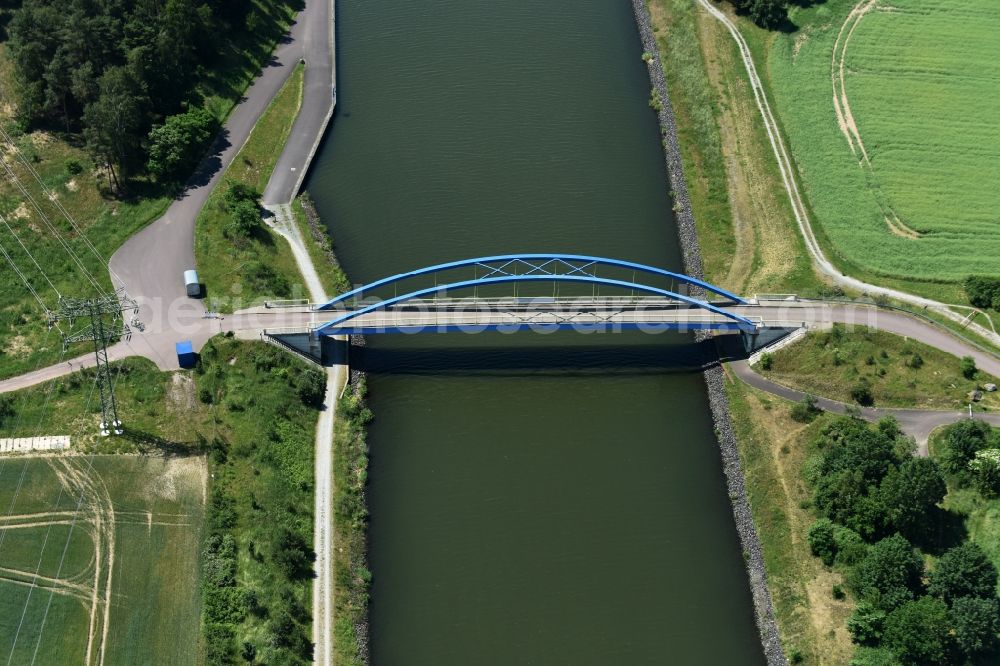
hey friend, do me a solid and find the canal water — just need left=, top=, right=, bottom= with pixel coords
left=305, top=0, right=765, bottom=663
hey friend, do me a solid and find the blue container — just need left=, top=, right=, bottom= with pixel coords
left=175, top=340, right=197, bottom=368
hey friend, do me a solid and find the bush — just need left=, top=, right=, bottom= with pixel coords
left=833, top=526, right=868, bottom=566
left=905, top=353, right=923, bottom=369
left=969, top=448, right=1000, bottom=498
left=64, top=158, right=84, bottom=175
left=790, top=394, right=822, bottom=423
left=960, top=355, right=977, bottom=380
left=851, top=379, right=874, bottom=406
left=848, top=601, right=887, bottom=646
left=808, top=518, right=837, bottom=566
left=225, top=200, right=261, bottom=239
left=758, top=352, right=773, bottom=370
left=941, top=419, right=995, bottom=478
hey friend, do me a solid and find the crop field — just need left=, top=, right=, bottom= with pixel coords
left=0, top=455, right=205, bottom=665
left=764, top=0, right=1000, bottom=283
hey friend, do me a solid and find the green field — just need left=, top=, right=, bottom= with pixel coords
left=0, top=455, right=205, bottom=665
left=765, top=0, right=1000, bottom=283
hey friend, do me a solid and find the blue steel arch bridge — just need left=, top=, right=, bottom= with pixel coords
left=305, top=254, right=763, bottom=338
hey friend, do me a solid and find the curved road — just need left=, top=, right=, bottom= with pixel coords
left=731, top=361, right=1000, bottom=455
left=108, top=0, right=334, bottom=363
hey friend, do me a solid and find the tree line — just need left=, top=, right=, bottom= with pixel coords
left=5, top=0, right=287, bottom=189
left=805, top=416, right=1000, bottom=665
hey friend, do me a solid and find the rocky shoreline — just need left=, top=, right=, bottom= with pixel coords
left=629, top=1, right=787, bottom=663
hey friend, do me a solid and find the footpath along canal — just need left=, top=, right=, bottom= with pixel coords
left=305, top=0, right=769, bottom=662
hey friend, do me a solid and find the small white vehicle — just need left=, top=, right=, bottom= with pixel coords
left=184, top=269, right=201, bottom=297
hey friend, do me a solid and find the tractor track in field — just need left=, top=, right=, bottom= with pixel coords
left=695, top=0, right=1000, bottom=348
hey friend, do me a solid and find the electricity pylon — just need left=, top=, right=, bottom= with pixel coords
left=50, top=289, right=138, bottom=436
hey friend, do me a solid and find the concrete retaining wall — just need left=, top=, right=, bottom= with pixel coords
left=629, top=1, right=786, bottom=663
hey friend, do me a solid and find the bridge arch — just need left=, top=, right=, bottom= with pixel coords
left=317, top=254, right=746, bottom=309
left=313, top=255, right=755, bottom=335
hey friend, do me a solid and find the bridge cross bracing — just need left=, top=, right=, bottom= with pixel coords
left=307, top=254, right=759, bottom=336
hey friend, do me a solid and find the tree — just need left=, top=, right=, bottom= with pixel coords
left=808, top=518, right=837, bottom=566
left=147, top=107, right=218, bottom=182
left=964, top=275, right=1000, bottom=310
left=881, top=596, right=951, bottom=665
left=848, top=601, right=887, bottom=646
left=82, top=66, right=148, bottom=191
left=941, top=419, right=994, bottom=477
left=950, top=596, right=1000, bottom=659
left=746, top=0, right=786, bottom=28
left=969, top=449, right=1000, bottom=498
left=851, top=534, right=924, bottom=611
left=960, top=356, right=978, bottom=380
left=294, top=369, right=327, bottom=407
left=928, top=542, right=998, bottom=603
left=878, top=458, right=946, bottom=541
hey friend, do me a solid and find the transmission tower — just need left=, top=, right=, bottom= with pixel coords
left=49, top=289, right=138, bottom=436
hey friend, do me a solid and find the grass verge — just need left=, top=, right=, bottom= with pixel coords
left=646, top=0, right=821, bottom=296
left=333, top=377, right=371, bottom=665
left=758, top=324, right=999, bottom=411
left=293, top=193, right=351, bottom=299
left=195, top=65, right=305, bottom=312
left=724, top=371, right=855, bottom=664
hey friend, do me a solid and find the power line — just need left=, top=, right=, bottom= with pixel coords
left=0, top=212, right=61, bottom=298
left=0, top=127, right=115, bottom=279
left=0, top=237, right=49, bottom=313
left=0, top=160, right=102, bottom=292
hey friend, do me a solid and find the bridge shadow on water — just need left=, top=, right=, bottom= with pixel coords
left=338, top=333, right=755, bottom=377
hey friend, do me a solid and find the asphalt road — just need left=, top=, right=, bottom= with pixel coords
left=107, top=0, right=334, bottom=366
left=730, top=360, right=1000, bottom=455
left=3, top=302, right=997, bottom=393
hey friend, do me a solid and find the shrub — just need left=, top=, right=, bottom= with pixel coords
left=960, top=355, right=977, bottom=380
left=832, top=584, right=846, bottom=600
left=758, top=352, right=773, bottom=370
left=848, top=601, right=887, bottom=646
left=941, top=419, right=994, bottom=478
left=905, top=353, right=923, bottom=369
left=969, top=448, right=1000, bottom=498
left=790, top=394, right=822, bottom=423
left=648, top=88, right=663, bottom=112
left=64, top=158, right=84, bottom=175
left=808, top=518, right=837, bottom=566
left=833, top=525, right=868, bottom=566
left=225, top=199, right=261, bottom=239
left=851, top=379, right=874, bottom=406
